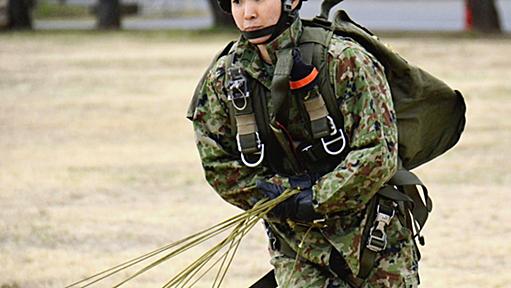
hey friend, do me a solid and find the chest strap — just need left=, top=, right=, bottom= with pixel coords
left=224, top=29, right=348, bottom=170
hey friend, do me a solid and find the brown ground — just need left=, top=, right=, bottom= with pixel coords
left=0, top=31, right=510, bottom=288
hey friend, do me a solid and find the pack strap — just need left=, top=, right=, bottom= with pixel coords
left=236, top=113, right=257, bottom=136
left=389, top=169, right=432, bottom=234
left=235, top=113, right=261, bottom=155
left=318, top=0, right=345, bottom=20
left=303, top=94, right=332, bottom=139
left=358, top=193, right=396, bottom=279
left=296, top=42, right=332, bottom=140
left=226, top=53, right=265, bottom=167
left=358, top=169, right=432, bottom=279
left=270, top=48, right=294, bottom=122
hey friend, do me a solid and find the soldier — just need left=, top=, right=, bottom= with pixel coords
left=188, top=0, right=420, bottom=287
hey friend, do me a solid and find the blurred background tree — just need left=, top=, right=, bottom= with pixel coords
left=0, top=0, right=507, bottom=32
left=466, top=0, right=501, bottom=33
left=96, top=0, right=121, bottom=29
left=6, top=0, right=34, bottom=29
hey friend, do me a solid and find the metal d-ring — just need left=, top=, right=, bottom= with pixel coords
left=240, top=145, right=265, bottom=167
left=231, top=90, right=248, bottom=111
left=319, top=116, right=346, bottom=155
left=236, top=132, right=265, bottom=167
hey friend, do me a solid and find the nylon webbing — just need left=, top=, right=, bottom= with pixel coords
left=304, top=95, right=329, bottom=121
left=358, top=171, right=430, bottom=280
left=226, top=53, right=262, bottom=157
left=389, top=169, right=432, bottom=230
left=358, top=193, right=379, bottom=279
left=305, top=29, right=345, bottom=138
left=236, top=113, right=257, bottom=135
left=299, top=42, right=335, bottom=140
left=270, top=48, right=294, bottom=122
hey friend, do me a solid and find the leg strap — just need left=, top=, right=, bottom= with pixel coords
left=358, top=169, right=432, bottom=279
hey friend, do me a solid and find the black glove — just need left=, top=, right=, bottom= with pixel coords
left=256, top=179, right=322, bottom=223
left=289, top=48, right=319, bottom=94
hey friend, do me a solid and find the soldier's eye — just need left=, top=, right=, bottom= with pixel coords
left=232, top=0, right=240, bottom=4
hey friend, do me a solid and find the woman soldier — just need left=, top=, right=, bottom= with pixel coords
left=188, top=0, right=420, bottom=287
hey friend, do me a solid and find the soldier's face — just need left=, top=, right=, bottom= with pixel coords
left=231, top=0, right=295, bottom=45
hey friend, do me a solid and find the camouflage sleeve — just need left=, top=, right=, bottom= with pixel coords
left=191, top=58, right=284, bottom=210
left=312, top=40, right=398, bottom=214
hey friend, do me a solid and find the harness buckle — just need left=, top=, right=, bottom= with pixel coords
left=227, top=67, right=250, bottom=111
left=367, top=226, right=387, bottom=252
left=366, top=204, right=395, bottom=252
left=236, top=132, right=265, bottom=167
left=321, top=116, right=347, bottom=156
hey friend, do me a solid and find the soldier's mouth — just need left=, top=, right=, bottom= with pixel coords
left=244, top=26, right=264, bottom=32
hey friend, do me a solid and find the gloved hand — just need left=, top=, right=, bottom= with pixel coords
left=256, top=179, right=323, bottom=223
left=289, top=48, right=319, bottom=94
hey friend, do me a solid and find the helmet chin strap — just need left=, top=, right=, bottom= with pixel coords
left=241, top=0, right=296, bottom=44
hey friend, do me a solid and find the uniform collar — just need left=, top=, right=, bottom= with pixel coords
left=265, top=17, right=303, bottom=63
left=234, top=18, right=303, bottom=89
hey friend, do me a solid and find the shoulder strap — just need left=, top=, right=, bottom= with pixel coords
left=225, top=51, right=267, bottom=168
left=299, top=27, right=345, bottom=134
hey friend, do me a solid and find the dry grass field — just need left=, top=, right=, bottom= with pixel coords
left=0, top=30, right=510, bottom=288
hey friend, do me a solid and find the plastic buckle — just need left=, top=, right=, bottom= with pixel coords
left=367, top=226, right=387, bottom=252
left=227, top=67, right=250, bottom=111
left=375, top=204, right=395, bottom=225
left=321, top=116, right=347, bottom=156
left=236, top=132, right=265, bottom=168
left=366, top=204, right=395, bottom=252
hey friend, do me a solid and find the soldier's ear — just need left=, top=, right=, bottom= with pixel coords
left=291, top=0, right=301, bottom=10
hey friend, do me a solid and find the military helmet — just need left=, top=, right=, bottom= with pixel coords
left=218, top=0, right=230, bottom=13
left=217, top=0, right=305, bottom=14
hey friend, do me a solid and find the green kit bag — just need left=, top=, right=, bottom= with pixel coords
left=304, top=9, right=466, bottom=170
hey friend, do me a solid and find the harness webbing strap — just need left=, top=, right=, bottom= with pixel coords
left=304, top=95, right=332, bottom=139
left=236, top=113, right=257, bottom=135
left=378, top=185, right=414, bottom=203
left=304, top=95, right=329, bottom=121
left=302, top=29, right=345, bottom=138
left=389, top=169, right=432, bottom=230
left=357, top=171, right=430, bottom=280
left=236, top=112, right=260, bottom=154
left=357, top=192, right=379, bottom=279
left=225, top=53, right=265, bottom=161
left=298, top=33, right=344, bottom=142
left=270, top=48, right=294, bottom=122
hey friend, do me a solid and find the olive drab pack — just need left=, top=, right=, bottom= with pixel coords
left=188, top=0, right=466, bottom=284
left=323, top=11, right=466, bottom=171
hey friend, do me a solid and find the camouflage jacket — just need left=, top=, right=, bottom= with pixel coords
left=189, top=18, right=401, bottom=275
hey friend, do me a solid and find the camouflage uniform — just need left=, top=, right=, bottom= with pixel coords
left=190, top=18, right=419, bottom=287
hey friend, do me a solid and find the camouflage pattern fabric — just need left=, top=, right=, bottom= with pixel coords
left=190, top=17, right=419, bottom=287
left=269, top=224, right=419, bottom=288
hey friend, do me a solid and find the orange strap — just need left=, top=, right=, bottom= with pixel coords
left=289, top=67, right=319, bottom=90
